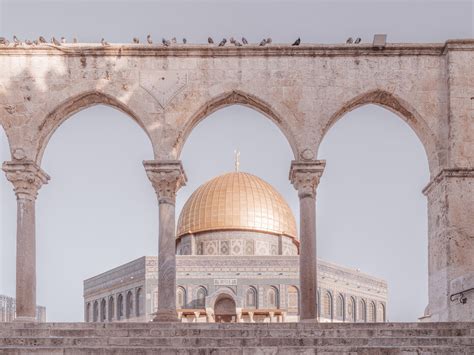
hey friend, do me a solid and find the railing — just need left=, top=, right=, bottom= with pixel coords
left=450, top=288, right=474, bottom=304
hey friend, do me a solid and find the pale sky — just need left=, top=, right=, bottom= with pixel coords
left=0, top=0, right=472, bottom=322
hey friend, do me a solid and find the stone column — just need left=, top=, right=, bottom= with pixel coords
left=290, top=160, right=325, bottom=321
left=2, top=161, right=50, bottom=322
left=144, top=160, right=186, bottom=322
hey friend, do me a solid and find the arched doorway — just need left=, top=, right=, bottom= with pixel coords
left=214, top=295, right=237, bottom=323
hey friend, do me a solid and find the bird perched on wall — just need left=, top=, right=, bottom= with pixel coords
left=162, top=38, right=170, bottom=46
left=229, top=37, right=235, bottom=44
left=25, top=39, right=33, bottom=45
left=133, top=37, right=139, bottom=44
left=73, top=37, right=78, bottom=43
left=208, top=37, right=214, bottom=44
left=13, top=35, right=21, bottom=46
left=61, top=37, right=66, bottom=43
left=182, top=38, right=187, bottom=44
left=39, top=36, right=47, bottom=43
left=0, top=37, right=9, bottom=46
left=171, top=37, right=177, bottom=44
left=259, top=39, right=267, bottom=46
left=33, top=40, right=39, bottom=45
left=218, top=38, right=227, bottom=46
left=242, top=37, right=248, bottom=45
left=234, top=40, right=242, bottom=47
left=266, top=37, right=272, bottom=44
left=346, top=37, right=353, bottom=44
left=101, top=38, right=109, bottom=46
left=51, top=37, right=61, bottom=46
left=147, top=35, right=153, bottom=44
left=354, top=37, right=361, bottom=44
left=292, top=37, right=300, bottom=46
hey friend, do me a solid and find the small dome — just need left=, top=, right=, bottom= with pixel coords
left=177, top=172, right=297, bottom=240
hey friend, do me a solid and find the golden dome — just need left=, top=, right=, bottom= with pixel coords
left=177, top=172, right=297, bottom=240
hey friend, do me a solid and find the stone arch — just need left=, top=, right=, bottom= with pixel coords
left=336, top=293, right=344, bottom=320
left=117, top=293, right=123, bottom=320
left=322, top=290, right=333, bottom=320
left=125, top=290, right=133, bottom=319
left=287, top=286, right=299, bottom=313
left=196, top=286, right=207, bottom=308
left=175, top=90, right=299, bottom=159
left=358, top=299, right=367, bottom=322
left=213, top=293, right=237, bottom=323
left=319, top=89, right=439, bottom=175
left=246, top=286, right=258, bottom=309
left=267, top=286, right=279, bottom=309
left=108, top=296, right=114, bottom=322
left=347, top=296, right=356, bottom=322
left=176, top=286, right=186, bottom=309
left=135, top=288, right=142, bottom=317
left=92, top=300, right=99, bottom=322
left=35, top=90, right=155, bottom=164
left=100, top=298, right=106, bottom=322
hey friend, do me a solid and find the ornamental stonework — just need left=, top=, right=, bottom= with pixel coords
left=2, top=160, right=50, bottom=201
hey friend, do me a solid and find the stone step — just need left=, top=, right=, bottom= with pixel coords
left=0, top=327, right=472, bottom=338
left=0, top=345, right=471, bottom=355
left=0, top=336, right=473, bottom=347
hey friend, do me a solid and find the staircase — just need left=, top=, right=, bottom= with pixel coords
left=0, top=322, right=473, bottom=354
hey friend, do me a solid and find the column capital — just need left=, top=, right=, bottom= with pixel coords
left=422, top=167, right=474, bottom=196
left=143, top=160, right=187, bottom=204
left=289, top=160, right=326, bottom=199
left=2, top=160, right=50, bottom=201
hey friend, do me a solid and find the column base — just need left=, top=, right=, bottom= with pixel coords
left=152, top=309, right=180, bottom=322
left=14, top=316, right=37, bottom=323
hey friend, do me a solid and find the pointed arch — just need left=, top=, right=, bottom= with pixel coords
left=175, top=90, right=299, bottom=159
left=320, top=89, right=439, bottom=175
left=35, top=90, right=154, bottom=164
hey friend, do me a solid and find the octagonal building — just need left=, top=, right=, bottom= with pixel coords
left=84, top=172, right=387, bottom=323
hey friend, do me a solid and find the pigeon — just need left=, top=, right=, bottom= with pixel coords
left=229, top=37, right=235, bottom=44
left=266, top=37, right=272, bottom=44
left=259, top=39, right=267, bottom=46
left=33, top=40, right=39, bottom=45
left=242, top=37, right=248, bottom=45
left=162, top=38, right=170, bottom=46
left=354, top=37, right=361, bottom=44
left=25, top=39, right=33, bottom=45
left=147, top=35, right=153, bottom=44
left=182, top=38, right=187, bottom=44
left=73, top=37, right=78, bottom=43
left=208, top=37, right=214, bottom=44
left=234, top=40, right=242, bottom=47
left=218, top=38, right=227, bottom=47
left=101, top=38, right=109, bottom=46
left=13, top=35, right=21, bottom=45
left=38, top=36, right=47, bottom=43
left=171, top=37, right=177, bottom=44
left=61, top=37, right=66, bottom=43
left=346, top=37, right=353, bottom=44
left=292, top=37, right=300, bottom=46
left=0, top=37, right=9, bottom=45
left=52, top=37, right=61, bottom=46
left=133, top=37, right=139, bottom=44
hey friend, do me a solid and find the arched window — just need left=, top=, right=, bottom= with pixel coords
left=368, top=301, right=376, bottom=322
left=117, top=294, right=123, bottom=320
left=85, top=303, right=91, bottom=322
left=347, top=297, right=356, bottom=322
left=93, top=301, right=99, bottom=322
left=246, top=287, right=258, bottom=309
left=108, top=296, right=114, bottom=322
left=377, top=303, right=386, bottom=322
left=196, top=287, right=207, bottom=308
left=136, top=288, right=142, bottom=317
left=100, top=299, right=106, bottom=322
left=322, top=291, right=333, bottom=320
left=126, top=291, right=133, bottom=319
left=267, top=287, right=279, bottom=308
left=287, top=286, right=299, bottom=313
left=176, top=287, right=186, bottom=309
left=336, top=294, right=344, bottom=319
left=358, top=299, right=367, bottom=322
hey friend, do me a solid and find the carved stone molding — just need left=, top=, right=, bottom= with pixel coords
left=139, top=70, right=188, bottom=109
left=422, top=168, right=474, bottom=196
left=143, top=160, right=187, bottom=204
left=2, top=161, right=50, bottom=201
left=289, top=160, right=326, bottom=199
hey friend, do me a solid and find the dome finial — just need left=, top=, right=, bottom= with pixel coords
left=234, top=149, right=240, bottom=172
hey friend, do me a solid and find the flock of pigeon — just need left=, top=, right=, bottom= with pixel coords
left=0, top=35, right=361, bottom=47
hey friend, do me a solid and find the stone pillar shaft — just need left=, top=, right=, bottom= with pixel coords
left=144, top=160, right=186, bottom=322
left=2, top=161, right=49, bottom=322
left=290, top=160, right=325, bottom=321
